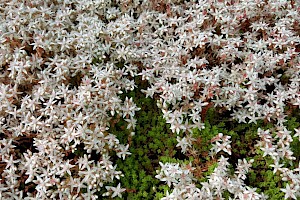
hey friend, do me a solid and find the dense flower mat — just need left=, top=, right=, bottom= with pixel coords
left=0, top=0, right=299, bottom=199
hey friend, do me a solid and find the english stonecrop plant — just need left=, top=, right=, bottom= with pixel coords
left=101, top=82, right=300, bottom=199
left=0, top=0, right=299, bottom=199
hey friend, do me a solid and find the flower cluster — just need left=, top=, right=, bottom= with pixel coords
left=256, top=127, right=300, bottom=199
left=135, top=0, right=300, bottom=132
left=156, top=156, right=266, bottom=200
left=0, top=0, right=140, bottom=198
left=140, top=0, right=299, bottom=199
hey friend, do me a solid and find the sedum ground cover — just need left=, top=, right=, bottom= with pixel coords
left=0, top=0, right=300, bottom=199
